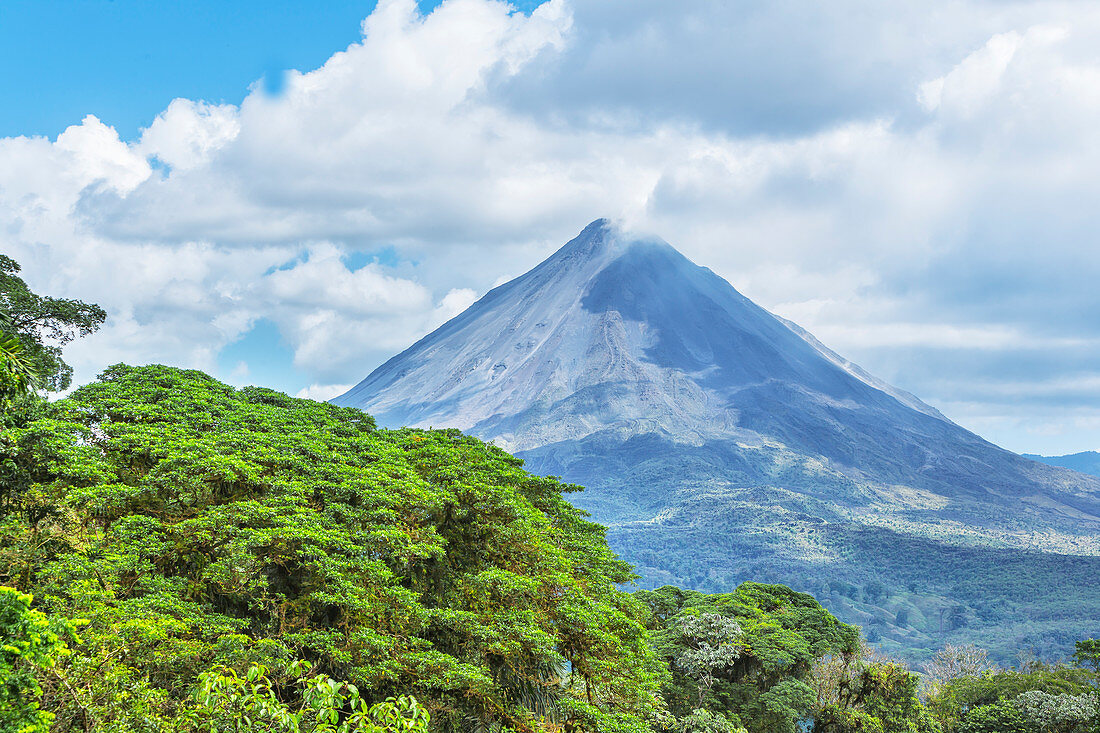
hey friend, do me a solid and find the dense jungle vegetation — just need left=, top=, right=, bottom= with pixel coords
left=614, top=514, right=1100, bottom=666
left=558, top=432, right=1100, bottom=667
left=2, top=257, right=1099, bottom=732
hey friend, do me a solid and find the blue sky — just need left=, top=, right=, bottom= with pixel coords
left=4, top=0, right=1100, bottom=455
left=0, top=0, right=540, bottom=140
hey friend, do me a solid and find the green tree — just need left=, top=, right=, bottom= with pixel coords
left=668, top=707, right=747, bottom=733
left=862, top=581, right=886, bottom=605
left=0, top=328, right=39, bottom=405
left=0, top=255, right=105, bottom=392
left=673, top=613, right=746, bottom=705
left=952, top=702, right=1030, bottom=733
left=638, top=583, right=860, bottom=733
left=189, top=661, right=431, bottom=733
left=1012, top=689, right=1097, bottom=733
left=894, top=609, right=910, bottom=628
left=0, top=587, right=78, bottom=733
left=1072, top=639, right=1100, bottom=675
left=811, top=655, right=939, bottom=733
left=927, top=661, right=1098, bottom=733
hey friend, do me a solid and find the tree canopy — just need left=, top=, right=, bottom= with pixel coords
left=0, top=586, right=78, bottom=733
left=636, top=584, right=862, bottom=733
left=0, top=364, right=661, bottom=731
left=926, top=662, right=1098, bottom=733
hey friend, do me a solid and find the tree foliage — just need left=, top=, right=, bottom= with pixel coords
left=637, top=584, right=859, bottom=733
left=189, top=661, right=431, bottom=733
left=0, top=586, right=79, bottom=733
left=926, top=660, right=1099, bottom=733
left=811, top=652, right=939, bottom=733
left=0, top=255, right=106, bottom=392
left=0, top=328, right=40, bottom=406
left=0, top=364, right=661, bottom=732
left=1072, top=638, right=1100, bottom=675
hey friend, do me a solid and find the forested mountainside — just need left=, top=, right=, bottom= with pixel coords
left=3, top=365, right=1099, bottom=733
left=336, top=220, right=1100, bottom=665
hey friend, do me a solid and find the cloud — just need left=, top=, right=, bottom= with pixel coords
left=918, top=29, right=1030, bottom=115
left=5, top=0, right=1100, bottom=452
left=296, top=383, right=355, bottom=401
left=263, top=244, right=431, bottom=316
left=136, top=99, right=240, bottom=171
left=54, top=115, right=152, bottom=193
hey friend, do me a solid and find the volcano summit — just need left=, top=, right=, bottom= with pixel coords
left=337, top=219, right=1100, bottom=662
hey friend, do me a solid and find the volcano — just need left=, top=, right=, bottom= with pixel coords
left=336, top=219, right=1100, bottom=663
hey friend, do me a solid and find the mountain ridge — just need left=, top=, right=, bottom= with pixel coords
left=1025, top=451, right=1100, bottom=478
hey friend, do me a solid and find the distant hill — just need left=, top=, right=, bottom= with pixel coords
left=1025, top=451, right=1100, bottom=478
left=336, top=219, right=1100, bottom=664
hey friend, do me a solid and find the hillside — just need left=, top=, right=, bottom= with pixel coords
left=337, top=219, right=1100, bottom=664
left=1025, top=451, right=1100, bottom=478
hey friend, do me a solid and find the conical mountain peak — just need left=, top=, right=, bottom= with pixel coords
left=335, top=220, right=1100, bottom=666
left=335, top=220, right=948, bottom=451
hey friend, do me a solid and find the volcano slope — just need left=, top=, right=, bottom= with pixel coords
left=336, top=219, right=1100, bottom=664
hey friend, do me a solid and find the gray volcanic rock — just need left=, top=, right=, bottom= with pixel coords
left=336, top=219, right=1100, bottom=663
left=340, top=220, right=736, bottom=451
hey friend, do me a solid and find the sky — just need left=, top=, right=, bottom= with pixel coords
left=2, top=0, right=1100, bottom=455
